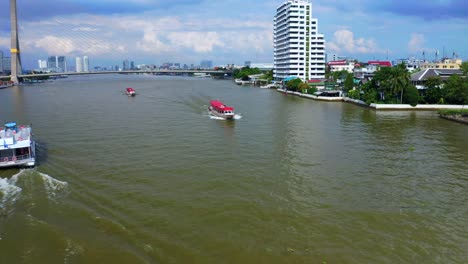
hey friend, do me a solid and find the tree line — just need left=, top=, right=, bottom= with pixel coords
left=348, top=62, right=468, bottom=106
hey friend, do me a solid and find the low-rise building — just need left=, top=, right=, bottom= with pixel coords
left=327, top=60, right=355, bottom=73
left=420, top=58, right=462, bottom=70
left=411, top=68, right=463, bottom=90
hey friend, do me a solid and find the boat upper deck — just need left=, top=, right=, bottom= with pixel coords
left=0, top=123, right=33, bottom=150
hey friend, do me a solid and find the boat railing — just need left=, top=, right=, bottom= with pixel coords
left=0, top=154, right=32, bottom=163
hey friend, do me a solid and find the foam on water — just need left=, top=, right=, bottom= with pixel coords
left=0, top=170, right=25, bottom=212
left=38, top=172, right=69, bottom=201
left=0, top=170, right=69, bottom=212
left=206, top=111, right=243, bottom=120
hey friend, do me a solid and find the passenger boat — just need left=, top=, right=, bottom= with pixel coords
left=126, top=88, right=136, bottom=96
left=208, top=100, right=235, bottom=119
left=0, top=122, right=36, bottom=168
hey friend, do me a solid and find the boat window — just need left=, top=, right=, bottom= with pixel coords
left=0, top=149, right=14, bottom=158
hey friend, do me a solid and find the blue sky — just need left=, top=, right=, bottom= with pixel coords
left=0, top=0, right=467, bottom=70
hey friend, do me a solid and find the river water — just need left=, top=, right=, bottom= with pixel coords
left=0, top=75, right=467, bottom=263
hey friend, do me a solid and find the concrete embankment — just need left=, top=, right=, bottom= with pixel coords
left=276, top=89, right=468, bottom=111
left=439, top=115, right=468, bottom=125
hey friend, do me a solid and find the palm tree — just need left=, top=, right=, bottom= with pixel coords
left=389, top=64, right=410, bottom=103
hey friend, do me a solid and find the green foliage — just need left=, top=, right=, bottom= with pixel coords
left=233, top=66, right=262, bottom=80
left=444, top=74, right=468, bottom=104
left=307, top=87, right=318, bottom=94
left=403, top=85, right=419, bottom=106
left=347, top=89, right=360, bottom=100
left=260, top=70, right=273, bottom=82
left=424, top=76, right=443, bottom=104
left=298, top=82, right=309, bottom=93
left=361, top=82, right=378, bottom=104
left=285, top=78, right=302, bottom=91
left=461, top=62, right=468, bottom=76
left=343, top=73, right=354, bottom=92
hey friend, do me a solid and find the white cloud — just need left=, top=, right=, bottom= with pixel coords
left=327, top=29, right=382, bottom=54
left=72, top=27, right=99, bottom=32
left=0, top=37, right=8, bottom=49
left=34, top=36, right=76, bottom=54
left=407, top=33, right=426, bottom=53
left=167, top=32, right=224, bottom=53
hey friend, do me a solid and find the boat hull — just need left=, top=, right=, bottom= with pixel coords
left=209, top=107, right=234, bottom=119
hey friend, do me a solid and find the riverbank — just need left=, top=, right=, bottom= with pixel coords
left=277, top=88, right=468, bottom=111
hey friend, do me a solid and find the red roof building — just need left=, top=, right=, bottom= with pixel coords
left=368, top=61, right=392, bottom=67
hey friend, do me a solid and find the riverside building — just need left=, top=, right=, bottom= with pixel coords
left=274, top=0, right=326, bottom=81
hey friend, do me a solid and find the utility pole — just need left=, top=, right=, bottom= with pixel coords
left=10, top=0, right=22, bottom=84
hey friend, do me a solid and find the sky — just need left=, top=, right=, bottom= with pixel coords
left=0, top=0, right=467, bottom=70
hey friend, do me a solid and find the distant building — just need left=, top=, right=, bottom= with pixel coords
left=38, top=59, right=47, bottom=70
left=394, top=58, right=424, bottom=71
left=45, top=56, right=67, bottom=72
left=75, top=57, right=83, bottom=72
left=123, top=59, right=129, bottom=70
left=244, top=61, right=251, bottom=67
left=58, top=56, right=67, bottom=72
left=327, top=53, right=347, bottom=63
left=411, top=69, right=463, bottom=90
left=130, top=61, right=135, bottom=70
left=83, top=56, right=89, bottom=72
left=274, top=0, right=326, bottom=81
left=200, top=60, right=213, bottom=69
left=47, top=56, right=57, bottom=70
left=0, top=51, right=11, bottom=74
left=249, top=63, right=274, bottom=71
left=327, top=60, right=355, bottom=73
left=420, top=58, right=462, bottom=70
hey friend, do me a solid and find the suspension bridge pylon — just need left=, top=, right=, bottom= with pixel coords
left=10, top=0, right=22, bottom=84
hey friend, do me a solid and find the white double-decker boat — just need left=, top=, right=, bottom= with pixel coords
left=0, top=122, right=36, bottom=168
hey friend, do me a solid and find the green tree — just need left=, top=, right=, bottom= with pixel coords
left=343, top=73, right=354, bottom=92
left=403, top=85, right=419, bottom=106
left=424, top=76, right=442, bottom=104
left=444, top=74, right=468, bottom=104
left=461, top=61, right=468, bottom=76
left=286, top=78, right=302, bottom=91
left=298, top=82, right=309, bottom=93
left=260, top=70, right=273, bottom=82
left=361, top=82, right=378, bottom=104
left=347, top=89, right=360, bottom=100
left=233, top=66, right=262, bottom=80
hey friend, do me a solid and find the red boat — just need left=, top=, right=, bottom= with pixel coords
left=209, top=100, right=235, bottom=119
left=126, top=88, right=136, bottom=96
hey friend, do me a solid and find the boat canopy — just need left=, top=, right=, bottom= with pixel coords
left=126, top=88, right=135, bottom=91
left=210, top=100, right=234, bottom=111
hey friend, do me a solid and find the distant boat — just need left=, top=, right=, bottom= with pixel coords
left=208, top=100, right=235, bottom=120
left=126, top=88, right=136, bottom=96
left=0, top=122, right=36, bottom=168
left=0, top=81, right=14, bottom=89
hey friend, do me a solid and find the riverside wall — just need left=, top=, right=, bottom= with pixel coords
left=276, top=89, right=468, bottom=111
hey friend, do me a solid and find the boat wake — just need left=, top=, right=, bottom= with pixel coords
left=0, top=171, right=23, bottom=214
left=0, top=169, right=69, bottom=215
left=206, top=109, right=243, bottom=120
left=38, top=172, right=69, bottom=201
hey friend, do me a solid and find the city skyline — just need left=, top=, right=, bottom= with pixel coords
left=0, top=0, right=467, bottom=70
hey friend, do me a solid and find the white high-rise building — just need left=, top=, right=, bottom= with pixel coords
left=274, top=0, right=325, bottom=81
left=83, top=56, right=89, bottom=72
left=75, top=57, right=83, bottom=72
left=38, top=59, right=47, bottom=69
